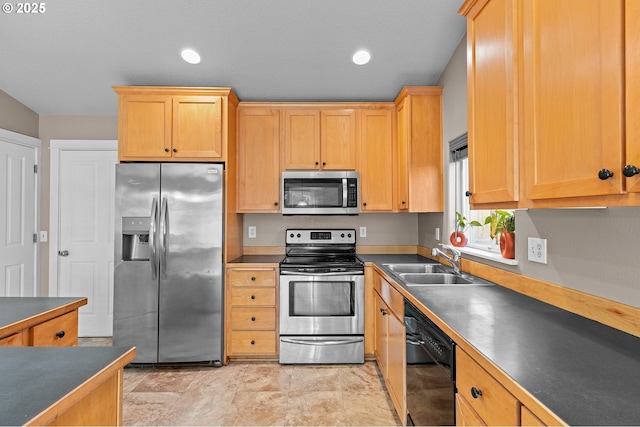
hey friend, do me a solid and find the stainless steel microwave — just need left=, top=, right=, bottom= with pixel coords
left=281, top=171, right=360, bottom=215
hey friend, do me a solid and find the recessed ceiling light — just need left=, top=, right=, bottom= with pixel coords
left=180, top=48, right=201, bottom=65
left=352, top=49, right=371, bottom=65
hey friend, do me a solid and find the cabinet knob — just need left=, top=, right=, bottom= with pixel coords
left=55, top=330, right=65, bottom=339
left=470, top=387, right=483, bottom=399
left=172, top=148, right=177, bottom=153
left=401, top=201, right=406, bottom=205
left=251, top=340, right=256, bottom=345
left=465, top=191, right=472, bottom=197
left=623, top=165, right=640, bottom=177
left=251, top=276, right=256, bottom=281
left=322, top=162, right=326, bottom=167
left=251, top=316, right=256, bottom=321
left=315, top=161, right=319, bottom=166
left=251, top=295, right=256, bottom=300
left=274, top=202, right=279, bottom=206
left=598, top=169, right=614, bottom=180
left=363, top=202, right=367, bottom=207
left=164, top=148, right=169, bottom=153
left=380, top=307, right=387, bottom=316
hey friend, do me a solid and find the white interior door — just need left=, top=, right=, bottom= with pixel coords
left=0, top=137, right=38, bottom=296
left=52, top=142, right=117, bottom=336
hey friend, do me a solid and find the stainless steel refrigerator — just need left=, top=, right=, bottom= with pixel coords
left=113, top=163, right=224, bottom=364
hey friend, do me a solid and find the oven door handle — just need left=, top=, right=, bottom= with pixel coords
left=280, top=270, right=364, bottom=276
left=281, top=337, right=364, bottom=346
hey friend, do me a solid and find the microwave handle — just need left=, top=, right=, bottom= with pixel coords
left=342, top=178, right=348, bottom=207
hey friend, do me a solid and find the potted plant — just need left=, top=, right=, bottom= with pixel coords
left=450, top=211, right=482, bottom=247
left=484, top=210, right=515, bottom=258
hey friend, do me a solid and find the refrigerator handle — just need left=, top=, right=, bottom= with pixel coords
left=159, top=197, right=168, bottom=279
left=149, top=197, right=159, bottom=280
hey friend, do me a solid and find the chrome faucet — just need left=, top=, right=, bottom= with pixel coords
left=431, top=245, right=462, bottom=275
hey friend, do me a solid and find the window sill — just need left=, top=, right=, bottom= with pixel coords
left=444, top=245, right=519, bottom=266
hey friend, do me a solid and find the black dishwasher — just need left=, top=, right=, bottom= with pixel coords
left=405, top=300, right=455, bottom=426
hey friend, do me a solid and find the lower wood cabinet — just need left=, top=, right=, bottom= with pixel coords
left=373, top=271, right=406, bottom=425
left=0, top=306, right=81, bottom=347
left=456, top=347, right=519, bottom=426
left=226, top=265, right=279, bottom=360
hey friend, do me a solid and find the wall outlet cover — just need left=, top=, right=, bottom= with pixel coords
left=360, top=227, right=366, bottom=238
left=527, top=237, right=547, bottom=264
left=248, top=226, right=257, bottom=239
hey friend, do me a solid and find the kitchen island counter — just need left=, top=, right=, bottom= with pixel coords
left=0, top=346, right=136, bottom=426
left=0, top=297, right=87, bottom=345
left=359, top=254, right=640, bottom=426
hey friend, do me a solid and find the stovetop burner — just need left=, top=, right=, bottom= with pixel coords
left=280, top=229, right=364, bottom=273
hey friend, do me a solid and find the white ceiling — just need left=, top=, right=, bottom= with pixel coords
left=0, top=0, right=466, bottom=116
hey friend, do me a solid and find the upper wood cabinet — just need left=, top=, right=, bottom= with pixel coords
left=282, top=108, right=357, bottom=170
left=113, top=86, right=238, bottom=162
left=461, top=0, right=640, bottom=208
left=463, top=0, right=519, bottom=207
left=394, top=87, right=444, bottom=212
left=237, top=106, right=281, bottom=212
left=521, top=0, right=624, bottom=202
left=358, top=107, right=395, bottom=212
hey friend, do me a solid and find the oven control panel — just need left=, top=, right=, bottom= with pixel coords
left=286, top=229, right=356, bottom=244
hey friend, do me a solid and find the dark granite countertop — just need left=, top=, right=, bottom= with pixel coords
left=0, top=297, right=87, bottom=334
left=360, top=254, right=640, bottom=426
left=0, top=346, right=134, bottom=426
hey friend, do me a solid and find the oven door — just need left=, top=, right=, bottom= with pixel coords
left=279, top=273, right=364, bottom=336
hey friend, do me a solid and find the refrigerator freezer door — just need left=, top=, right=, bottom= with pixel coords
left=158, top=163, right=224, bottom=363
left=114, top=163, right=161, bottom=363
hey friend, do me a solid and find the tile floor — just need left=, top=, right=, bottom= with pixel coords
left=79, top=338, right=402, bottom=426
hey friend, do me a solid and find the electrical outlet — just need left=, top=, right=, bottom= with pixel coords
left=527, top=237, right=547, bottom=264
left=360, top=227, right=367, bottom=238
left=435, top=227, right=440, bottom=241
left=248, top=226, right=257, bottom=239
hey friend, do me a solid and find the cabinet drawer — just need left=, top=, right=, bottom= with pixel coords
left=228, top=269, right=275, bottom=287
left=31, top=311, right=78, bottom=347
left=230, top=331, right=277, bottom=355
left=230, top=287, right=276, bottom=306
left=230, top=307, right=277, bottom=330
left=375, top=276, right=404, bottom=316
left=0, top=332, right=24, bottom=347
left=456, top=348, right=518, bottom=426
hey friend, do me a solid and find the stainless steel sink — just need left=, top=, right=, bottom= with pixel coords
left=399, top=273, right=473, bottom=285
left=383, top=263, right=449, bottom=274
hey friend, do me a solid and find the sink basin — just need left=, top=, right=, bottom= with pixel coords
left=399, top=273, right=474, bottom=285
left=383, top=263, right=449, bottom=274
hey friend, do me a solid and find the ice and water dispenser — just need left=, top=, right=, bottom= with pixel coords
left=122, top=217, right=151, bottom=261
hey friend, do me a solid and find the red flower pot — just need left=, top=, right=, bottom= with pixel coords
left=449, top=231, right=468, bottom=247
left=500, top=232, right=515, bottom=259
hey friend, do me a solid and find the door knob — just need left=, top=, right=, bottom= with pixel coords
left=58, top=250, right=69, bottom=257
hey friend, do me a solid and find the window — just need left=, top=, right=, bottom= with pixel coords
left=449, top=134, right=507, bottom=253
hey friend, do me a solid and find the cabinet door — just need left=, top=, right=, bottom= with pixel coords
left=118, top=95, right=172, bottom=159
left=523, top=0, right=624, bottom=200
left=466, top=0, right=519, bottom=204
left=455, top=394, right=486, bottom=426
left=626, top=0, right=640, bottom=193
left=373, top=292, right=388, bottom=379
left=237, top=108, right=281, bottom=212
left=359, top=109, right=394, bottom=211
left=320, top=109, right=357, bottom=170
left=387, top=310, right=406, bottom=424
left=172, top=96, right=223, bottom=159
left=396, top=99, right=410, bottom=211
left=283, top=109, right=320, bottom=169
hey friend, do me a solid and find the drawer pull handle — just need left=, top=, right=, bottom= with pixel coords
left=251, top=276, right=256, bottom=281
left=55, top=330, right=66, bottom=339
left=251, top=295, right=256, bottom=300
left=250, top=340, right=256, bottom=345
left=251, top=317, right=256, bottom=321
left=470, top=387, right=483, bottom=399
